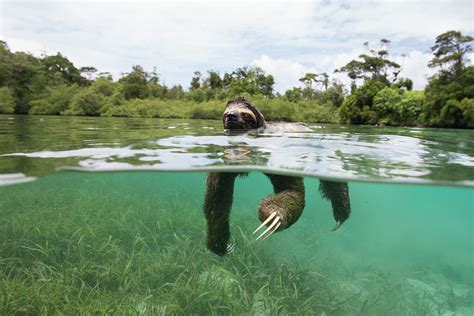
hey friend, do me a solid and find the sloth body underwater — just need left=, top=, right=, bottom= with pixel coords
left=203, top=97, right=351, bottom=256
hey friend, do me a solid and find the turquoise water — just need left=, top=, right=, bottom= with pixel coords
left=0, top=115, right=473, bottom=314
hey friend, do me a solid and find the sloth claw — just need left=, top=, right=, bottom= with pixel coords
left=331, top=221, right=342, bottom=231
left=253, top=212, right=281, bottom=241
left=226, top=243, right=235, bottom=255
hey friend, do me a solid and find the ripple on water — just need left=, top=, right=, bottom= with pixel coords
left=0, top=116, right=473, bottom=187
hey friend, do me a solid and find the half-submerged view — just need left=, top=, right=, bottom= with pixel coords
left=1, top=1, right=473, bottom=315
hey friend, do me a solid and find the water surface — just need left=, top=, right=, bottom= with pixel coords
left=1, top=115, right=473, bottom=186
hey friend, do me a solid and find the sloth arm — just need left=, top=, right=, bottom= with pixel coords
left=259, top=174, right=305, bottom=231
left=319, top=180, right=351, bottom=228
left=203, top=172, right=239, bottom=256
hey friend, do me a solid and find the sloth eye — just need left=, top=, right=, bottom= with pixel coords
left=242, top=113, right=253, bottom=120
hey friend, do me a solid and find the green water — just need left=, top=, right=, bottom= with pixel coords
left=0, top=115, right=473, bottom=314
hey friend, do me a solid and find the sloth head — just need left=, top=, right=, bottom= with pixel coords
left=223, top=97, right=267, bottom=130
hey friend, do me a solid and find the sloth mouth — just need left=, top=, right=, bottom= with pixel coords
left=224, top=119, right=245, bottom=130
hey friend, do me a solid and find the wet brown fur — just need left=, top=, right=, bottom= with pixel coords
left=203, top=98, right=351, bottom=256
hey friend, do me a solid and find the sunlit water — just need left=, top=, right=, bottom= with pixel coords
left=0, top=115, right=473, bottom=315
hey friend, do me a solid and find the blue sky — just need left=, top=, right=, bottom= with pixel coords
left=1, top=0, right=472, bottom=92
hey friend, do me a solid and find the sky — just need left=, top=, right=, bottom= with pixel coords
left=0, top=0, right=472, bottom=92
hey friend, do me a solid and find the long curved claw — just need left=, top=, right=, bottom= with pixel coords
left=331, top=221, right=342, bottom=231
left=260, top=222, right=281, bottom=241
left=254, top=213, right=281, bottom=241
left=226, top=243, right=235, bottom=255
left=253, top=212, right=277, bottom=234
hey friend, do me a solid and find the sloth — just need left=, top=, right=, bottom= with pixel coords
left=203, top=97, right=351, bottom=256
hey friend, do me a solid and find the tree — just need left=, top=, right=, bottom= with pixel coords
left=339, top=80, right=386, bottom=124
left=91, top=76, right=116, bottom=96
left=0, top=87, right=15, bottom=113
left=29, top=84, right=80, bottom=115
left=9, top=51, right=45, bottom=113
left=284, top=87, right=303, bottom=102
left=203, top=71, right=223, bottom=90
left=0, top=41, right=14, bottom=87
left=423, top=31, right=474, bottom=127
left=254, top=67, right=274, bottom=98
left=428, top=30, right=473, bottom=76
left=167, top=85, right=185, bottom=99
left=66, top=88, right=105, bottom=116
left=42, top=53, right=87, bottom=85
left=221, top=66, right=274, bottom=98
left=320, top=80, right=345, bottom=107
left=190, top=71, right=202, bottom=90
left=335, top=60, right=366, bottom=92
left=118, top=65, right=149, bottom=100
left=336, top=39, right=401, bottom=88
left=299, top=73, right=318, bottom=99
left=316, top=72, right=329, bottom=90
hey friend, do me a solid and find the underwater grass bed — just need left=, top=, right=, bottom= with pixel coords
left=1, top=172, right=472, bottom=315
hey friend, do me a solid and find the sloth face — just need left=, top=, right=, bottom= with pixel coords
left=222, top=98, right=266, bottom=130
left=223, top=104, right=258, bottom=130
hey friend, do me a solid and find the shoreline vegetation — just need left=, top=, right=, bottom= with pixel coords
left=0, top=31, right=472, bottom=128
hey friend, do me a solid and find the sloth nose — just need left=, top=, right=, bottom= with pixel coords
left=227, top=113, right=238, bottom=121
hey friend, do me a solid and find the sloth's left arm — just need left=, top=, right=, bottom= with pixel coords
left=319, top=180, right=351, bottom=230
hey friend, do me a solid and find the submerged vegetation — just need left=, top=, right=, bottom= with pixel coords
left=1, top=173, right=473, bottom=314
left=0, top=30, right=473, bottom=128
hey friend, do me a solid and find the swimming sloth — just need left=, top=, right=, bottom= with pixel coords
left=203, top=97, right=351, bottom=256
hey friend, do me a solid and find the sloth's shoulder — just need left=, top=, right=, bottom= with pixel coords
left=264, top=122, right=312, bottom=133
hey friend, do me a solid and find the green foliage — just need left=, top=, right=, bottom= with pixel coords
left=423, top=66, right=474, bottom=127
left=420, top=31, right=474, bottom=128
left=65, top=88, right=106, bottom=116
left=284, top=87, right=304, bottom=102
left=373, top=87, right=403, bottom=125
left=340, top=80, right=388, bottom=124
left=221, top=66, right=274, bottom=98
left=118, top=66, right=149, bottom=100
left=1, top=31, right=473, bottom=128
left=337, top=39, right=401, bottom=90
left=91, top=76, right=116, bottom=96
left=187, top=88, right=207, bottom=103
left=167, top=85, right=185, bottom=99
left=399, top=90, right=425, bottom=126
left=428, top=30, right=473, bottom=76
left=319, top=82, right=345, bottom=107
left=148, top=81, right=168, bottom=99
left=29, top=84, right=80, bottom=115
left=190, top=71, right=202, bottom=90
left=242, top=96, right=339, bottom=123
left=0, top=86, right=15, bottom=113
left=94, top=96, right=339, bottom=124
left=339, top=79, right=425, bottom=126
left=3, top=50, right=45, bottom=113
left=340, top=94, right=360, bottom=124
left=460, top=98, right=474, bottom=128
left=203, top=71, right=223, bottom=89
left=41, top=53, right=87, bottom=85
left=373, top=88, right=424, bottom=126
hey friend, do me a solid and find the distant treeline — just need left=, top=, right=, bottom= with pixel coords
left=0, top=30, right=472, bottom=128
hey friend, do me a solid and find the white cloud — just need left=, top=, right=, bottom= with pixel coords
left=395, top=51, right=436, bottom=90
left=254, top=49, right=438, bottom=92
left=252, top=55, right=318, bottom=92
